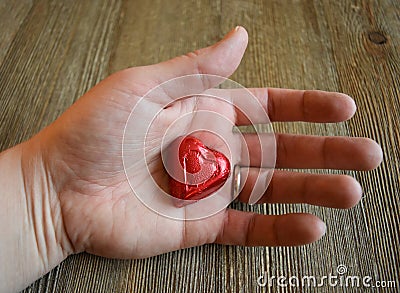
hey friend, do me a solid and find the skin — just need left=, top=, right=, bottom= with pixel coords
left=0, top=27, right=383, bottom=292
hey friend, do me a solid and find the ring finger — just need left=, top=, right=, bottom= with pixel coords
left=238, top=169, right=362, bottom=208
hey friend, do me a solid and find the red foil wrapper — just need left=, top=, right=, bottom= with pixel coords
left=168, top=136, right=231, bottom=201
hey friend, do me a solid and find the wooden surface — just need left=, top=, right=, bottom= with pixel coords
left=0, top=0, right=398, bottom=292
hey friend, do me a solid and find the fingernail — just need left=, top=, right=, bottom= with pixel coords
left=221, top=27, right=240, bottom=41
left=319, top=221, right=327, bottom=235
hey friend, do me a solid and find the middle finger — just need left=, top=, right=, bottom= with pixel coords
left=242, top=133, right=382, bottom=170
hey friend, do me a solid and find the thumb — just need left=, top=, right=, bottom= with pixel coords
left=122, top=26, right=248, bottom=91
left=102, top=27, right=248, bottom=103
left=156, top=26, right=249, bottom=80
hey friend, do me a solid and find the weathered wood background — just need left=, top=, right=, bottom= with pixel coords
left=0, top=0, right=398, bottom=292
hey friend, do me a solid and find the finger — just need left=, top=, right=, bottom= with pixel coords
left=238, top=170, right=362, bottom=208
left=214, top=210, right=326, bottom=246
left=243, top=133, right=383, bottom=170
left=233, top=88, right=357, bottom=124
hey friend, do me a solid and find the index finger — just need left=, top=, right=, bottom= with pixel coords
left=234, top=88, right=357, bottom=124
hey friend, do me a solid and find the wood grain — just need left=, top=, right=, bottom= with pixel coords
left=0, top=0, right=397, bottom=292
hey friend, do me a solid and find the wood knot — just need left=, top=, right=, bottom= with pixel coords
left=368, top=32, right=387, bottom=45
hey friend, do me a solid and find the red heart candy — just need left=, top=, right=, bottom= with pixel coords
left=168, top=136, right=231, bottom=201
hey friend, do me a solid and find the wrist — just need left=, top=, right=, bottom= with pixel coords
left=20, top=133, right=75, bottom=258
left=0, top=133, right=73, bottom=291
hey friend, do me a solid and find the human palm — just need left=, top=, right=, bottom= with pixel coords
left=38, top=27, right=382, bottom=260
left=43, top=74, right=234, bottom=259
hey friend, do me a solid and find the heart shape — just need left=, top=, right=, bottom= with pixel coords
left=167, top=136, right=231, bottom=201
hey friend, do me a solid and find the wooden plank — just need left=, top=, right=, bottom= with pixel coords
left=321, top=0, right=400, bottom=285
left=0, top=0, right=122, bottom=151
left=0, top=0, right=33, bottom=66
left=109, top=0, right=223, bottom=72
left=0, top=0, right=393, bottom=292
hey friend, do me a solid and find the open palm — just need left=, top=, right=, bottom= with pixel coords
left=39, top=27, right=382, bottom=260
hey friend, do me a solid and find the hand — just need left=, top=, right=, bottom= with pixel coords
left=32, top=26, right=382, bottom=260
